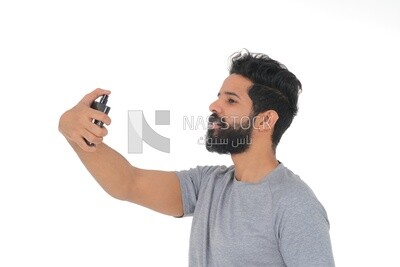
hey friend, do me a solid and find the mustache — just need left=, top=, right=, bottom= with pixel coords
left=208, top=113, right=224, bottom=123
left=208, top=113, right=228, bottom=128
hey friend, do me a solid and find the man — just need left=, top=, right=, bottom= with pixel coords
left=59, top=50, right=335, bottom=266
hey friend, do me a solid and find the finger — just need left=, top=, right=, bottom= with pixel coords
left=75, top=136, right=97, bottom=152
left=82, top=129, right=103, bottom=146
left=87, top=123, right=108, bottom=138
left=90, top=110, right=112, bottom=126
left=80, top=88, right=111, bottom=106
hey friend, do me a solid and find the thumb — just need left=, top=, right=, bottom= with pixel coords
left=80, top=88, right=111, bottom=106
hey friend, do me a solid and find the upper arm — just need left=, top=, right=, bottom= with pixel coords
left=125, top=167, right=184, bottom=217
left=278, top=191, right=335, bottom=266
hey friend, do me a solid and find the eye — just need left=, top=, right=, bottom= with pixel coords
left=228, top=98, right=237, bottom=104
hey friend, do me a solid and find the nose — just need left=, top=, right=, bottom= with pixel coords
left=209, top=99, right=222, bottom=115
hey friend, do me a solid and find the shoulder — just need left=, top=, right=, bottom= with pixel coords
left=175, top=165, right=234, bottom=185
left=267, top=164, right=327, bottom=219
left=176, top=165, right=233, bottom=178
left=268, top=164, right=317, bottom=201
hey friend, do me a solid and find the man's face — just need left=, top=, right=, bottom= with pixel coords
left=206, top=74, right=254, bottom=154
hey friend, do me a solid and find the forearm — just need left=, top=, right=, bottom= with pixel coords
left=69, top=140, right=135, bottom=200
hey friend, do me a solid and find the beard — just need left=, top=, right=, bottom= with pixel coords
left=205, top=113, right=254, bottom=155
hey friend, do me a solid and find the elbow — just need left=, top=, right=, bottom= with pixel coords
left=103, top=180, right=132, bottom=202
left=109, top=191, right=127, bottom=201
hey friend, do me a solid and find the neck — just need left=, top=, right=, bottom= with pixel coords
left=231, top=143, right=278, bottom=183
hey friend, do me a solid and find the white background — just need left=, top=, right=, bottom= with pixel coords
left=1, top=0, right=399, bottom=266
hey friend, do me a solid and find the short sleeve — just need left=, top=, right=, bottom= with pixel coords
left=276, top=187, right=335, bottom=267
left=175, top=165, right=220, bottom=217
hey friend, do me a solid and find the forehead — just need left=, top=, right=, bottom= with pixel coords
left=220, top=74, right=253, bottom=95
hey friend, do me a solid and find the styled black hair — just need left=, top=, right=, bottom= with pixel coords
left=229, top=49, right=302, bottom=151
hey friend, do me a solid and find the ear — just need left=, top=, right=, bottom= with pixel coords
left=255, top=110, right=279, bottom=132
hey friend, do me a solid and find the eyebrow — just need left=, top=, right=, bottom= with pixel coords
left=217, top=91, right=241, bottom=100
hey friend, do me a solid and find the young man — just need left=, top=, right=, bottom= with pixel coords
left=59, top=50, right=335, bottom=266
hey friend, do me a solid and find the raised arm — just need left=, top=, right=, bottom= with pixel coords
left=59, top=88, right=183, bottom=217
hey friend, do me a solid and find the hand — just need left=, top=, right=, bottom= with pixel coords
left=59, top=88, right=112, bottom=152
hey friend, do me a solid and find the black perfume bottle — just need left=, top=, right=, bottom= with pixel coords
left=85, top=95, right=111, bottom=146
left=91, top=95, right=111, bottom=127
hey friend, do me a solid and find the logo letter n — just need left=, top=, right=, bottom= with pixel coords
left=128, top=110, right=170, bottom=153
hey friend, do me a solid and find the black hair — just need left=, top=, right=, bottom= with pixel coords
left=229, top=49, right=302, bottom=151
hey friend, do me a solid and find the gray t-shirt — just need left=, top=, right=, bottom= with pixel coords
left=176, top=163, right=335, bottom=266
